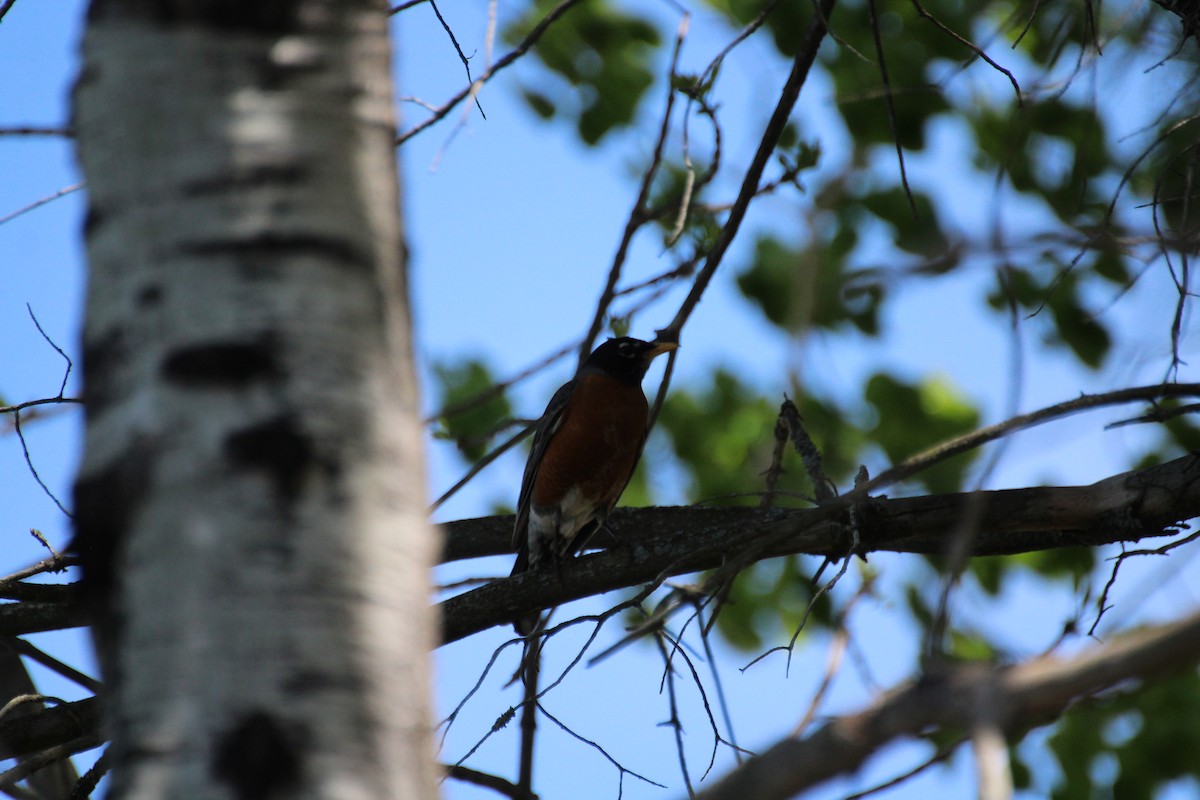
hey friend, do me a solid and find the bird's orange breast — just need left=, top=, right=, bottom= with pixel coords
left=531, top=373, right=648, bottom=512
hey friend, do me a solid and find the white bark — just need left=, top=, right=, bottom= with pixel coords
left=72, top=2, right=436, bottom=798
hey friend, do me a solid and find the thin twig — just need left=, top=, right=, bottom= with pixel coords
left=909, top=0, right=1023, bottom=105
left=0, top=397, right=82, bottom=418
left=867, top=0, right=917, bottom=216
left=429, top=422, right=535, bottom=512
left=0, top=554, right=75, bottom=585
left=424, top=340, right=577, bottom=424
left=396, top=0, right=587, bottom=146
left=516, top=637, right=539, bottom=797
left=851, top=383, right=1200, bottom=499
left=429, top=0, right=485, bottom=119
left=8, top=638, right=101, bottom=694
left=0, top=183, right=84, bottom=229
left=842, top=740, right=959, bottom=799
left=655, top=634, right=695, bottom=797
left=444, top=764, right=534, bottom=800
left=794, top=582, right=871, bottom=735
left=12, top=411, right=72, bottom=519
left=0, top=735, right=104, bottom=795
left=26, top=305, right=73, bottom=398
left=0, top=127, right=70, bottom=137
left=695, top=603, right=742, bottom=764
left=68, top=748, right=109, bottom=800
left=537, top=702, right=666, bottom=789
left=1089, top=528, right=1200, bottom=636
left=659, top=0, right=837, bottom=342
left=578, top=13, right=690, bottom=364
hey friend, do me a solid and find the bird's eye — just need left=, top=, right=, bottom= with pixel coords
left=618, top=341, right=636, bottom=357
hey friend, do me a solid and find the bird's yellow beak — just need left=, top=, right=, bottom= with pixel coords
left=646, top=341, right=679, bottom=359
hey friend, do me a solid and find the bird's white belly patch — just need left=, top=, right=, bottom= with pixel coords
left=527, top=486, right=599, bottom=563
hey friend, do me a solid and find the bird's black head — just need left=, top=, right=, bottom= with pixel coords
left=581, top=337, right=678, bottom=386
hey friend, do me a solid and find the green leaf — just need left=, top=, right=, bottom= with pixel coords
left=505, top=0, right=660, bottom=145
left=658, top=370, right=780, bottom=503
left=864, top=373, right=980, bottom=494
left=987, top=265, right=1111, bottom=369
left=735, top=234, right=883, bottom=335
left=432, top=358, right=513, bottom=463
left=858, top=187, right=949, bottom=257
left=520, top=88, right=555, bottom=119
left=947, top=628, right=998, bottom=661
left=710, top=556, right=831, bottom=651
left=1048, top=669, right=1200, bottom=800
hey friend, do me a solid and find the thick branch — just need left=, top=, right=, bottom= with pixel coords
left=0, top=698, right=99, bottom=761
left=439, top=455, right=1200, bottom=644
left=0, top=600, right=89, bottom=637
left=689, top=607, right=1200, bottom=800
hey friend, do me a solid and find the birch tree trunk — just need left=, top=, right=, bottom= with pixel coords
left=71, top=2, right=437, bottom=797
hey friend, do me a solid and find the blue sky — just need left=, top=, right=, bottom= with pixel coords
left=1, top=2, right=1197, bottom=798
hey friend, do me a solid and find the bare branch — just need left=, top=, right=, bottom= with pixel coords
left=0, top=734, right=102, bottom=797
left=11, top=410, right=72, bottom=519
left=853, top=383, right=1200, bottom=498
left=0, top=600, right=90, bottom=637
left=579, top=13, right=689, bottom=363
left=537, top=703, right=666, bottom=790
left=867, top=0, right=917, bottom=216
left=444, top=764, right=535, bottom=800
left=0, top=699, right=99, bottom=761
left=429, top=422, right=534, bottom=512
left=0, top=183, right=84, bottom=229
left=0, top=127, right=70, bottom=137
left=689, top=609, right=1200, bottom=800
left=909, top=0, right=1023, bottom=105
left=428, top=1, right=485, bottom=119
left=396, top=0, right=587, bottom=146
left=659, top=0, right=837, bottom=343
left=440, top=454, right=1200, bottom=643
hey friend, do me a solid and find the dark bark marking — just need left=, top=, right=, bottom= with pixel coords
left=71, top=450, right=151, bottom=609
left=162, top=339, right=281, bottom=387
left=136, top=283, right=162, bottom=308
left=176, top=233, right=373, bottom=272
left=82, top=203, right=106, bottom=239
left=80, top=326, right=129, bottom=420
left=181, top=164, right=310, bottom=197
left=212, top=711, right=301, bottom=800
left=70, top=442, right=155, bottom=688
left=88, top=0, right=302, bottom=34
left=225, top=415, right=313, bottom=503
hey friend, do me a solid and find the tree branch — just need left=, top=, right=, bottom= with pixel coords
left=439, top=454, right=1200, bottom=644
left=0, top=699, right=98, bottom=761
left=688, top=607, right=1200, bottom=800
left=395, top=0, right=587, bottom=146
left=659, top=0, right=837, bottom=342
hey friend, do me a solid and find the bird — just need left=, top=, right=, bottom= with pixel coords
left=510, top=336, right=677, bottom=632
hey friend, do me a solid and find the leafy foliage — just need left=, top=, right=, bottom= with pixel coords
left=864, top=372, right=979, bottom=494
left=504, top=0, right=661, bottom=144
left=1041, top=670, right=1200, bottom=800
left=432, top=359, right=513, bottom=462
left=657, top=369, right=781, bottom=504
left=444, top=0, right=1199, bottom=793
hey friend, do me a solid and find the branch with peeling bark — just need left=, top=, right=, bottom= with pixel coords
left=688, top=607, right=1200, bottom=800
left=439, top=454, right=1200, bottom=644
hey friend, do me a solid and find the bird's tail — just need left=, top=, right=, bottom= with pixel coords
left=510, top=546, right=541, bottom=635
left=510, top=546, right=528, bottom=578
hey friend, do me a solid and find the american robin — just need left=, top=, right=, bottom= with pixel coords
left=510, top=336, right=677, bottom=630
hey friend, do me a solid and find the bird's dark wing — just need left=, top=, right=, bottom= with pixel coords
left=512, top=379, right=576, bottom=554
